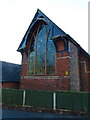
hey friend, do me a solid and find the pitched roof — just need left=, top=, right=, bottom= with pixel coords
left=17, top=9, right=66, bottom=52
left=0, top=61, right=21, bottom=82
left=17, top=9, right=90, bottom=58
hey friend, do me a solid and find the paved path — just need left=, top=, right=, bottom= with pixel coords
left=1, top=108, right=89, bottom=119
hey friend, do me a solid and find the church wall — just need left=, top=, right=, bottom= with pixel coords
left=19, top=39, right=70, bottom=91
left=79, top=51, right=90, bottom=92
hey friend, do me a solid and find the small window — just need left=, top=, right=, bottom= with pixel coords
left=55, top=39, right=68, bottom=52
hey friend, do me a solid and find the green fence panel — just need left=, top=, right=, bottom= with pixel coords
left=2, top=89, right=13, bottom=105
left=56, top=91, right=73, bottom=110
left=0, top=89, right=2, bottom=104
left=88, top=93, right=90, bottom=112
left=82, top=92, right=90, bottom=112
left=56, top=91, right=89, bottom=111
left=2, top=88, right=90, bottom=112
left=2, top=88, right=23, bottom=106
left=25, top=90, right=53, bottom=109
left=11, top=89, right=23, bottom=106
left=71, top=92, right=82, bottom=111
left=82, top=92, right=89, bottom=112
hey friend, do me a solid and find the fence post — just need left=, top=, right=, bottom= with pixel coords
left=23, top=90, right=26, bottom=106
left=53, top=92, right=56, bottom=110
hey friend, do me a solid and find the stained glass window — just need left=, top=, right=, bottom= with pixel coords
left=36, top=24, right=46, bottom=74
left=29, top=23, right=56, bottom=75
left=29, top=36, right=35, bottom=74
left=46, top=35, right=55, bottom=74
left=29, top=51, right=34, bottom=74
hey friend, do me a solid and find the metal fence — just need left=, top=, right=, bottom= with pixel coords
left=2, top=88, right=90, bottom=112
left=25, top=90, right=53, bottom=109
left=56, top=91, right=90, bottom=112
left=2, top=88, right=23, bottom=106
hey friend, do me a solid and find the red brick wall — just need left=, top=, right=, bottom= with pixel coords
left=2, top=82, right=19, bottom=89
left=19, top=40, right=70, bottom=91
left=20, top=76, right=70, bottom=91
left=79, top=51, right=90, bottom=92
left=56, top=52, right=69, bottom=76
left=19, top=39, right=90, bottom=92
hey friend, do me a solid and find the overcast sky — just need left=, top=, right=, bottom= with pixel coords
left=0, top=0, right=89, bottom=64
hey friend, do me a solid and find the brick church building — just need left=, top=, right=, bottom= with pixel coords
left=17, top=9, right=90, bottom=92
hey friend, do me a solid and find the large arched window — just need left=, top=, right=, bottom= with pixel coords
left=29, top=22, right=56, bottom=75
